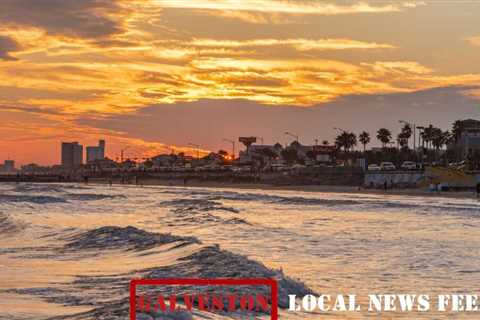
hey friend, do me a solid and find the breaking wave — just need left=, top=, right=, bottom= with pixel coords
left=13, top=226, right=313, bottom=320
left=62, top=226, right=200, bottom=252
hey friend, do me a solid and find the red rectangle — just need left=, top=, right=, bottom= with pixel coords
left=130, top=278, right=278, bottom=319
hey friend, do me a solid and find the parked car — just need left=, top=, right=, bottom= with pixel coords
left=401, top=161, right=417, bottom=170
left=368, top=164, right=381, bottom=171
left=380, top=162, right=396, bottom=171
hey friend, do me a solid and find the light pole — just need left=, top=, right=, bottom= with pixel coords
left=284, top=131, right=299, bottom=143
left=223, top=138, right=235, bottom=159
left=188, top=143, right=200, bottom=159
left=399, top=120, right=416, bottom=151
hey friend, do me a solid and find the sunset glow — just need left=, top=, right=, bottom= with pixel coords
left=0, top=0, right=479, bottom=165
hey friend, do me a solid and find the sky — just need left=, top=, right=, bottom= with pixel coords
left=0, top=0, right=479, bottom=165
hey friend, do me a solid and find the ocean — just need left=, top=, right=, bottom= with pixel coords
left=1, top=183, right=479, bottom=319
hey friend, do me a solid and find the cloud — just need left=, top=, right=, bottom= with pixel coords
left=0, top=35, right=19, bottom=60
left=156, top=0, right=425, bottom=15
left=190, top=38, right=395, bottom=51
left=78, top=86, right=480, bottom=154
left=466, top=36, right=480, bottom=47
left=0, top=0, right=127, bottom=39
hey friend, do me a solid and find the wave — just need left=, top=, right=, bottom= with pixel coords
left=160, top=198, right=240, bottom=213
left=0, top=212, right=24, bottom=236
left=15, top=226, right=313, bottom=320
left=12, top=183, right=91, bottom=194
left=177, top=189, right=480, bottom=214
left=65, top=193, right=126, bottom=201
left=145, top=244, right=314, bottom=308
left=62, top=226, right=200, bottom=252
left=0, top=194, right=67, bottom=204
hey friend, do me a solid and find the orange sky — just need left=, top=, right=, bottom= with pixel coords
left=0, top=0, right=479, bottom=165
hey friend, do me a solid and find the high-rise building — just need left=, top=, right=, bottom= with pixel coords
left=0, top=160, right=15, bottom=173
left=61, top=142, right=83, bottom=168
left=86, top=140, right=106, bottom=163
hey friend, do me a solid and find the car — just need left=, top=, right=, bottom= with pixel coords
left=368, top=164, right=381, bottom=171
left=401, top=161, right=417, bottom=170
left=380, top=162, right=396, bottom=171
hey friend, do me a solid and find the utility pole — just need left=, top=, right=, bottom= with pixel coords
left=223, top=138, right=235, bottom=159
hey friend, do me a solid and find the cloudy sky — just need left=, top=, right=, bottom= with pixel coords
left=0, top=0, right=479, bottom=164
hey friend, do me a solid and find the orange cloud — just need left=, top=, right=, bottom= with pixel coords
left=155, top=0, right=424, bottom=15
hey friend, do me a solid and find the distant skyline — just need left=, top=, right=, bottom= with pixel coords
left=0, top=0, right=479, bottom=165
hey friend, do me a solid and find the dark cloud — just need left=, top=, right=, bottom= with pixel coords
left=0, top=0, right=125, bottom=39
left=78, top=86, right=480, bottom=150
left=0, top=35, right=19, bottom=60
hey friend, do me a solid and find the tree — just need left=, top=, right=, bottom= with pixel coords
left=397, top=133, right=409, bottom=149
left=377, top=128, right=392, bottom=148
left=218, top=149, right=228, bottom=157
left=431, top=129, right=449, bottom=150
left=359, top=131, right=370, bottom=152
left=400, top=124, right=412, bottom=149
left=421, top=124, right=436, bottom=150
left=280, top=148, right=298, bottom=164
left=322, top=140, right=329, bottom=146
left=335, top=131, right=357, bottom=152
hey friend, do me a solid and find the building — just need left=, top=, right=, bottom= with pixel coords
left=61, top=142, right=83, bottom=168
left=238, top=143, right=283, bottom=164
left=312, top=145, right=337, bottom=163
left=86, top=140, right=106, bottom=163
left=0, top=160, right=15, bottom=173
left=455, top=119, right=480, bottom=158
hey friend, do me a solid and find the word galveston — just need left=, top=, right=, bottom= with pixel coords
left=289, top=294, right=480, bottom=313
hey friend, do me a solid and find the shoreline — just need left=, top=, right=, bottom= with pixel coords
left=89, top=178, right=479, bottom=200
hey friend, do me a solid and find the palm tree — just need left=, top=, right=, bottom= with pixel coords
left=359, top=131, right=370, bottom=152
left=376, top=128, right=392, bottom=148
left=400, top=124, right=412, bottom=149
left=335, top=131, right=357, bottom=152
left=397, top=133, right=408, bottom=149
left=421, top=124, right=436, bottom=150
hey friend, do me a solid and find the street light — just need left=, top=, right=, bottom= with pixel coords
left=188, top=143, right=200, bottom=159
left=223, top=138, right=235, bottom=159
left=398, top=120, right=416, bottom=151
left=284, top=131, right=299, bottom=143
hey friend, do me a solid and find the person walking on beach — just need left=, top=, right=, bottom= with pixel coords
left=476, top=182, right=480, bottom=198
left=383, top=180, right=388, bottom=192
